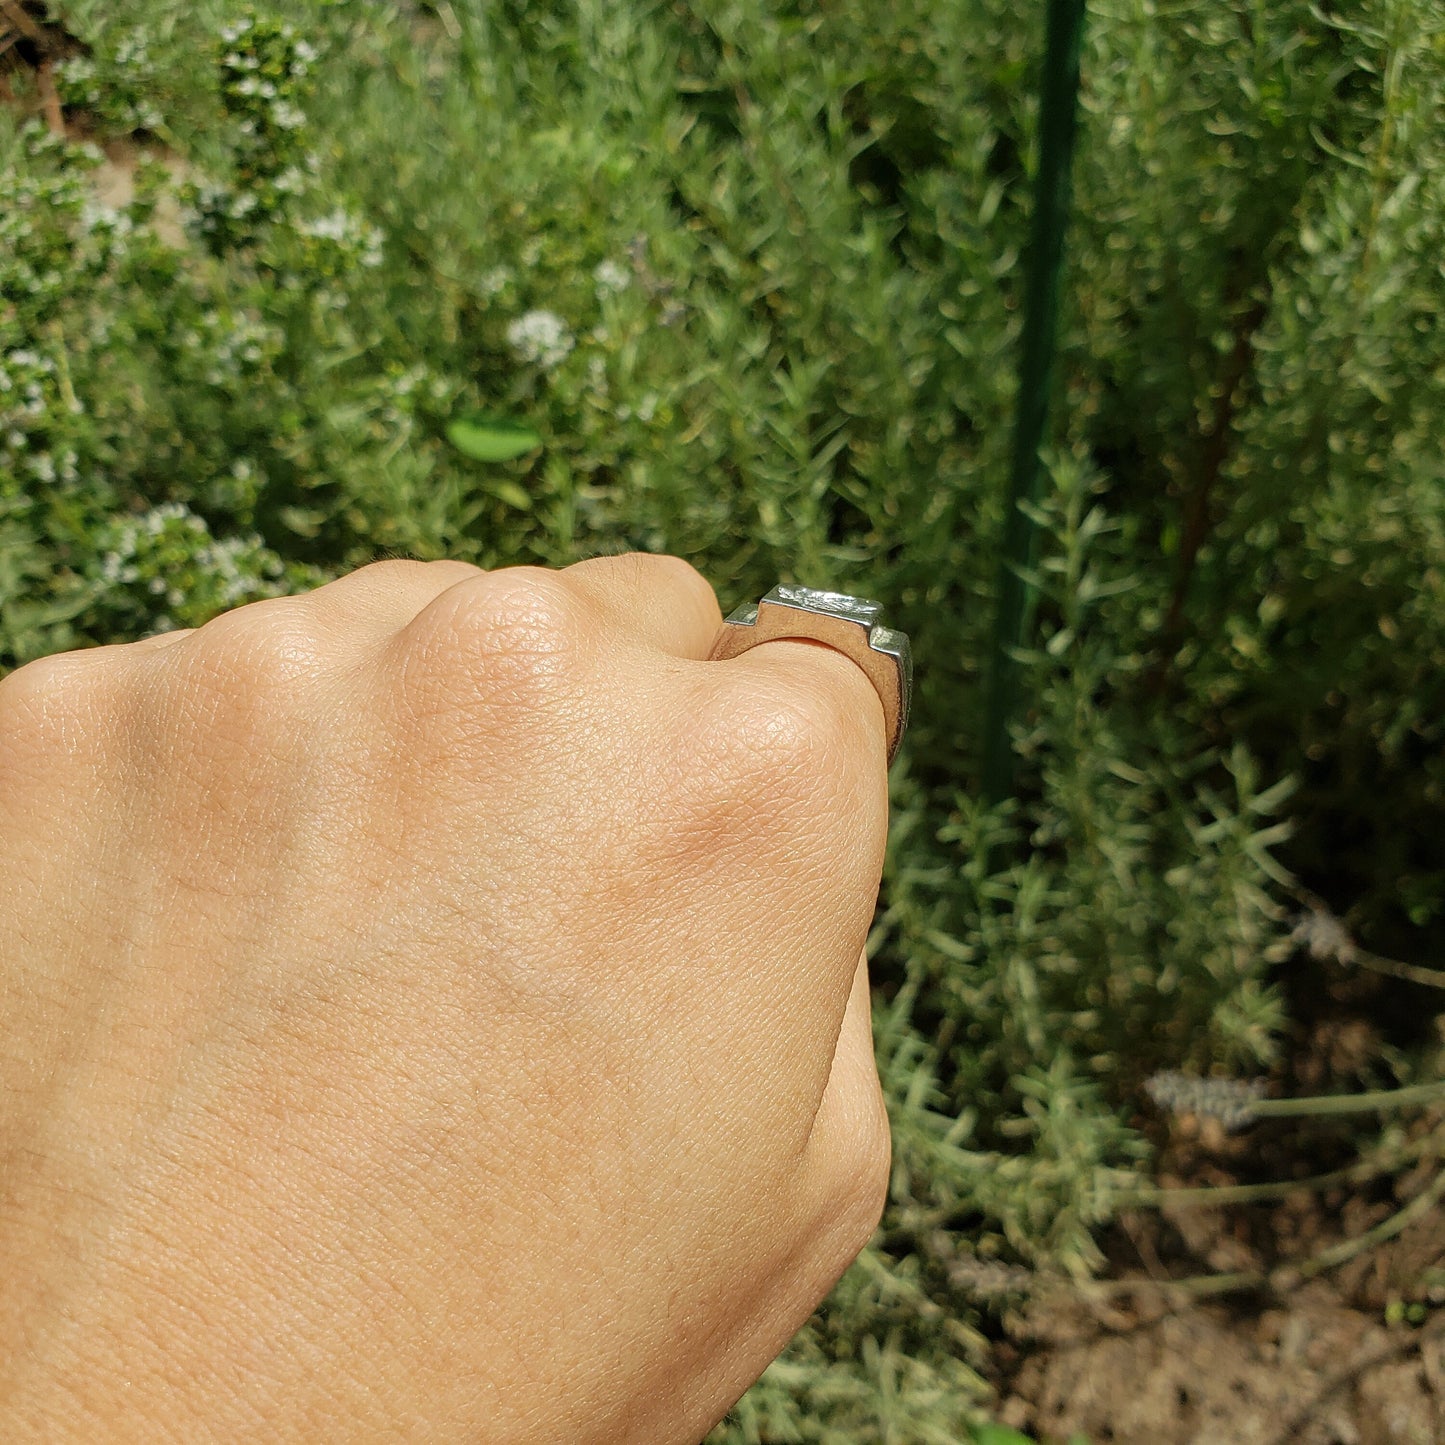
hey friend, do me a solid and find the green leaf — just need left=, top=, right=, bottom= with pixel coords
left=975, top=1427, right=1038, bottom=1445
left=486, top=478, right=535, bottom=511
left=445, top=414, right=543, bottom=463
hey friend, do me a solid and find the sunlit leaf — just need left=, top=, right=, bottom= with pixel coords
left=445, top=414, right=542, bottom=463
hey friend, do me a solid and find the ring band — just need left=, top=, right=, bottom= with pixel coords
left=708, top=585, right=912, bottom=764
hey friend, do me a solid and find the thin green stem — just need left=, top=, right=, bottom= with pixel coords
left=1250, top=1079, right=1445, bottom=1119
left=1292, top=1165, right=1445, bottom=1283
left=1350, top=950, right=1445, bottom=991
left=1120, top=1138, right=1426, bottom=1209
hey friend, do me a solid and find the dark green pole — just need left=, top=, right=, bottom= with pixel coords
left=980, top=0, right=1087, bottom=805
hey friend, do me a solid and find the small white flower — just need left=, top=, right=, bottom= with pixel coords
left=593, top=258, right=629, bottom=298
left=506, top=309, right=574, bottom=370
left=478, top=265, right=512, bottom=298
left=100, top=552, right=136, bottom=584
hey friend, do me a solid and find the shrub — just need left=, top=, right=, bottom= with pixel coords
left=3, top=0, right=1441, bottom=1436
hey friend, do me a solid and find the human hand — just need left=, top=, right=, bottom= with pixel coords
left=0, top=555, right=890, bottom=1443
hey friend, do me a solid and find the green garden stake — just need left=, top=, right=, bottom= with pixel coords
left=981, top=0, right=1088, bottom=805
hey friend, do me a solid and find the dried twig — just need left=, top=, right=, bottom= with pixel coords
left=36, top=56, right=63, bottom=134
left=0, top=1, right=46, bottom=45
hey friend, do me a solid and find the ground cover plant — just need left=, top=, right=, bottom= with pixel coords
left=2, top=0, right=1443, bottom=1438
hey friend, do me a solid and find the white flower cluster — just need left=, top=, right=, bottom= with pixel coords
left=216, top=19, right=315, bottom=162
left=55, top=39, right=166, bottom=132
left=21, top=447, right=80, bottom=486
left=79, top=198, right=127, bottom=233
left=0, top=348, right=83, bottom=492
left=219, top=19, right=316, bottom=80
left=0, top=349, right=56, bottom=427
left=231, top=74, right=281, bottom=101
left=295, top=207, right=384, bottom=267
left=112, top=33, right=154, bottom=69
left=3, top=156, right=124, bottom=300
left=944, top=1254, right=1034, bottom=1302
left=97, top=502, right=284, bottom=611
left=1144, top=1070, right=1266, bottom=1131
left=78, top=199, right=134, bottom=260
left=615, top=391, right=659, bottom=424
left=203, top=533, right=286, bottom=608
left=385, top=364, right=452, bottom=404
left=1290, top=907, right=1356, bottom=964
left=506, top=309, right=575, bottom=370
left=98, top=502, right=202, bottom=586
left=188, top=178, right=261, bottom=230
left=180, top=310, right=283, bottom=387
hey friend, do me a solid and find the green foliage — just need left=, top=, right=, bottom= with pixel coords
left=4, top=0, right=1443, bottom=1435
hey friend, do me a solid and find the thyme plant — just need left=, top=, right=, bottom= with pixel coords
left=3, top=0, right=1442, bottom=1436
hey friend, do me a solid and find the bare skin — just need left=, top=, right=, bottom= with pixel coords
left=0, top=554, right=891, bottom=1443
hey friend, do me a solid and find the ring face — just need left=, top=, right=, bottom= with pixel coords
left=709, top=584, right=912, bottom=764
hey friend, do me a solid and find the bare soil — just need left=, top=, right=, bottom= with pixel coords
left=991, top=1085, right=1445, bottom=1444
left=999, top=1273, right=1444, bottom=1444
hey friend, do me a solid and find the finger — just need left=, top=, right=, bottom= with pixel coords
left=562, top=552, right=723, bottom=661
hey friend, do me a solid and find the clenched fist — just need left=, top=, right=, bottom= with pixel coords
left=0, top=555, right=891, bottom=1443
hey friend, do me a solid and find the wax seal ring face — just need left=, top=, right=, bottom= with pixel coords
left=708, top=584, right=912, bottom=764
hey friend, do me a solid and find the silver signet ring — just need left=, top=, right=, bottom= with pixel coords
left=708, top=585, right=912, bottom=764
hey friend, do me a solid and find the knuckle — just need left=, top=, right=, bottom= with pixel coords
left=809, top=658, right=885, bottom=785
left=656, top=679, right=854, bottom=877
left=401, top=566, right=587, bottom=710
left=0, top=650, right=118, bottom=748
left=179, top=602, right=329, bottom=740
left=661, top=676, right=863, bottom=873
left=633, top=551, right=718, bottom=613
left=705, top=674, right=854, bottom=810
left=316, top=556, right=483, bottom=611
left=0, top=651, right=140, bottom=809
left=350, top=556, right=465, bottom=588
left=448, top=567, right=582, bottom=662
